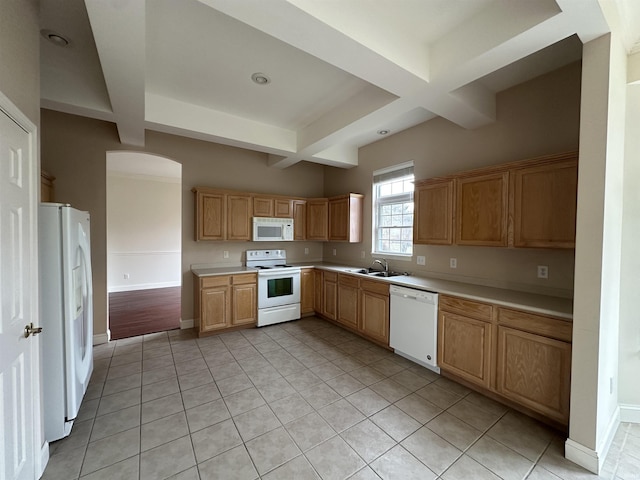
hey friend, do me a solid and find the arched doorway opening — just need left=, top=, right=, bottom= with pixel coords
left=106, top=151, right=182, bottom=339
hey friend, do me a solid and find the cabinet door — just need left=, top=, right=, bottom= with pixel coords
left=337, top=275, right=359, bottom=328
left=232, top=282, right=256, bottom=326
left=227, top=195, right=252, bottom=240
left=322, top=273, right=337, bottom=320
left=253, top=196, right=274, bottom=217
left=456, top=171, right=509, bottom=246
left=414, top=179, right=453, bottom=245
left=360, top=287, right=389, bottom=344
left=307, top=198, right=329, bottom=241
left=196, top=192, right=226, bottom=240
left=438, top=310, right=492, bottom=388
left=300, top=268, right=315, bottom=315
left=293, top=200, right=307, bottom=240
left=201, top=286, right=230, bottom=332
left=512, top=159, right=578, bottom=248
left=275, top=199, right=293, bottom=218
left=329, top=196, right=349, bottom=241
left=329, top=194, right=363, bottom=243
left=496, top=326, right=571, bottom=424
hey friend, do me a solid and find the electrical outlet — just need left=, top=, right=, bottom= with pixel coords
left=537, top=265, right=548, bottom=279
left=223, top=251, right=229, bottom=259
left=332, top=249, right=337, bottom=256
left=417, top=256, right=426, bottom=266
left=304, top=248, right=309, bottom=255
left=450, top=258, right=457, bottom=269
left=123, top=273, right=130, bottom=280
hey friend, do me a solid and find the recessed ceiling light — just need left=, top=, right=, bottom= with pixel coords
left=251, top=72, right=271, bottom=85
left=40, top=29, right=71, bottom=47
left=377, top=129, right=390, bottom=135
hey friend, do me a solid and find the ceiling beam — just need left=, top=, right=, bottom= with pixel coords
left=85, top=0, right=145, bottom=146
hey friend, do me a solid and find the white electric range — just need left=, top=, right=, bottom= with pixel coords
left=246, top=250, right=301, bottom=327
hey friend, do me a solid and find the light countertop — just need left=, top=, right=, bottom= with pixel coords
left=192, top=262, right=573, bottom=320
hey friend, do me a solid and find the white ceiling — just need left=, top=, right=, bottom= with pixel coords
left=39, top=0, right=640, bottom=169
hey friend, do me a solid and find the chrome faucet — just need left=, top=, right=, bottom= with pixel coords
left=372, top=258, right=388, bottom=273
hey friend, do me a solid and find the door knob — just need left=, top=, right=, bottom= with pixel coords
left=24, top=323, right=43, bottom=338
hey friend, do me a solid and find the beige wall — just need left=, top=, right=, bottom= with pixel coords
left=107, top=172, right=181, bottom=292
left=0, top=0, right=39, bottom=124
left=40, top=110, right=326, bottom=336
left=324, top=62, right=581, bottom=297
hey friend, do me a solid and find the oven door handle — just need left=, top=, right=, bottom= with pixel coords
left=258, top=270, right=300, bottom=278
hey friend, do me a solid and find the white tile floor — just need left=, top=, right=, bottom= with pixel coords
left=42, top=317, right=639, bottom=480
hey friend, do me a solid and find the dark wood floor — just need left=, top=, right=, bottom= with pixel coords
left=109, top=286, right=181, bottom=340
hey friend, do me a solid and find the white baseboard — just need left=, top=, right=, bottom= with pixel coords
left=108, top=281, right=181, bottom=293
left=180, top=319, right=194, bottom=329
left=620, top=404, right=640, bottom=423
left=565, top=406, right=620, bottom=474
left=93, top=330, right=111, bottom=345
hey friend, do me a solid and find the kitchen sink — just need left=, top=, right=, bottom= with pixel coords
left=346, top=268, right=406, bottom=277
left=369, top=271, right=403, bottom=277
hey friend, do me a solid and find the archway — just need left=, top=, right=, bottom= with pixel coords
left=106, top=151, right=182, bottom=339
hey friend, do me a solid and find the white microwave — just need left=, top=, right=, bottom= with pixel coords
left=253, top=217, right=294, bottom=241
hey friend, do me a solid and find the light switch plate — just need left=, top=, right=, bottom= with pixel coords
left=223, top=251, right=229, bottom=259
left=417, top=256, right=426, bottom=266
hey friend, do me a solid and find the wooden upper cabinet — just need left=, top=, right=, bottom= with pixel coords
left=253, top=196, right=274, bottom=217
left=195, top=190, right=226, bottom=240
left=328, top=193, right=364, bottom=243
left=227, top=195, right=252, bottom=240
left=274, top=199, right=293, bottom=218
left=293, top=200, right=307, bottom=240
left=253, top=196, right=294, bottom=218
left=456, top=171, right=509, bottom=247
left=414, top=179, right=454, bottom=245
left=307, top=198, right=329, bottom=241
left=512, top=158, right=578, bottom=248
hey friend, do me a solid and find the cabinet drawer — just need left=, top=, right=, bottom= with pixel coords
left=360, top=279, right=389, bottom=296
left=232, top=273, right=257, bottom=285
left=439, top=295, right=493, bottom=322
left=201, top=276, right=229, bottom=288
left=338, top=274, right=359, bottom=288
left=498, top=308, right=572, bottom=342
left=324, top=271, right=338, bottom=283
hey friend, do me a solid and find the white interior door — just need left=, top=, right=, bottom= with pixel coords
left=0, top=98, right=41, bottom=479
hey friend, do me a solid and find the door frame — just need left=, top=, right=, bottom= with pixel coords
left=0, top=90, right=47, bottom=478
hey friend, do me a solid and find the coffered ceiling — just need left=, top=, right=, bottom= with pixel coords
left=39, top=0, right=639, bottom=169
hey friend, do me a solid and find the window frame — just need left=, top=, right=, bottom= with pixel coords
left=371, top=161, right=415, bottom=259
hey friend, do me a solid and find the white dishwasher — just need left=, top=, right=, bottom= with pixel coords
left=389, top=285, right=440, bottom=373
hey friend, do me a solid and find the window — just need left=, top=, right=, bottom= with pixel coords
left=372, top=162, right=414, bottom=256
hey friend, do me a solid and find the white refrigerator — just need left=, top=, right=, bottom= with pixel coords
left=39, top=203, right=94, bottom=442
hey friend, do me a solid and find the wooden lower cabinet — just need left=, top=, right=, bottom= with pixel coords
left=495, top=307, right=572, bottom=425
left=322, top=271, right=338, bottom=320
left=318, top=271, right=390, bottom=346
left=231, top=277, right=257, bottom=326
left=438, top=309, right=492, bottom=388
left=359, top=280, right=389, bottom=344
left=194, top=273, right=257, bottom=335
left=337, top=274, right=359, bottom=328
left=438, top=294, right=572, bottom=426
left=300, top=268, right=315, bottom=315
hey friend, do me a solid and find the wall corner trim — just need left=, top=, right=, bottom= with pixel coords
left=180, top=319, right=194, bottom=329
left=565, top=406, right=620, bottom=474
left=620, top=404, right=640, bottom=423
